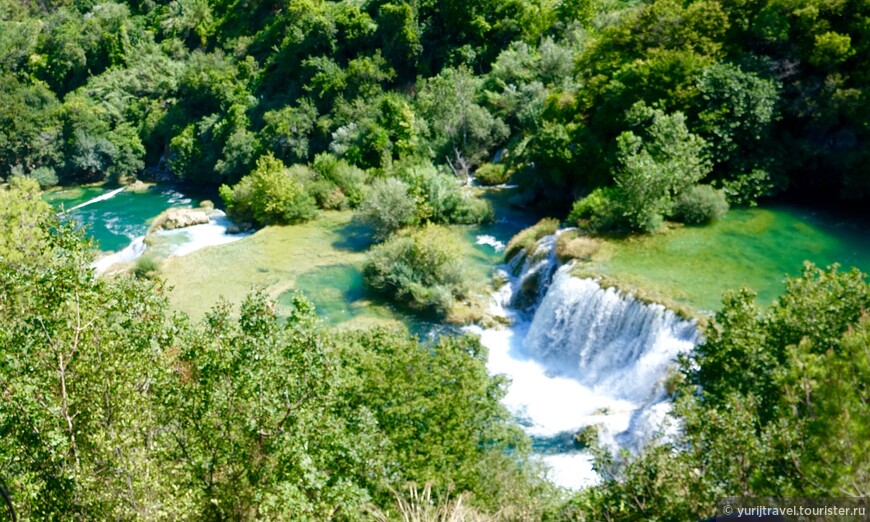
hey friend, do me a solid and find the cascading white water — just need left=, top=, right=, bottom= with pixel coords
left=90, top=210, right=249, bottom=274
left=63, top=187, right=126, bottom=213
left=472, top=231, right=699, bottom=489
left=91, top=236, right=147, bottom=274
left=155, top=210, right=250, bottom=257
left=525, top=269, right=697, bottom=404
left=506, top=232, right=562, bottom=310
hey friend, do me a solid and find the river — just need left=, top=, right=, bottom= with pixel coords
left=47, top=184, right=870, bottom=490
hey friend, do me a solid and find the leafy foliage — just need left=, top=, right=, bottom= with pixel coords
left=362, top=225, right=469, bottom=316
left=566, top=264, right=870, bottom=520
left=0, top=181, right=549, bottom=519
left=219, top=154, right=317, bottom=227
left=613, top=103, right=711, bottom=232
left=355, top=177, right=418, bottom=240
left=671, top=184, right=729, bottom=225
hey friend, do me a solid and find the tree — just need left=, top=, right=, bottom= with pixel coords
left=614, top=103, right=711, bottom=232
left=354, top=177, right=417, bottom=240
left=334, top=327, right=543, bottom=513
left=157, top=293, right=381, bottom=519
left=0, top=74, right=63, bottom=178
left=219, top=154, right=317, bottom=227
left=693, top=63, right=780, bottom=203
left=262, top=100, right=318, bottom=164
left=0, top=179, right=183, bottom=519
left=416, top=66, right=509, bottom=175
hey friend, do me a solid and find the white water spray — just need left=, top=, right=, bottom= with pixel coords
left=63, top=187, right=126, bottom=213
left=91, top=236, right=146, bottom=274
left=157, top=210, right=250, bottom=256
left=474, top=231, right=698, bottom=489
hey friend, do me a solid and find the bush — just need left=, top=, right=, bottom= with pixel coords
left=672, top=184, right=729, bottom=225
left=567, top=186, right=625, bottom=232
left=133, top=254, right=160, bottom=279
left=474, top=163, right=510, bottom=186
left=362, top=225, right=468, bottom=316
left=417, top=170, right=493, bottom=225
left=26, top=166, right=59, bottom=188
left=312, top=153, right=367, bottom=208
left=355, top=177, right=418, bottom=240
left=555, top=232, right=600, bottom=263
left=219, top=154, right=317, bottom=227
left=504, top=217, right=560, bottom=263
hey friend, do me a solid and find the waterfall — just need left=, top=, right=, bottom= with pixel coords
left=473, top=230, right=699, bottom=489
left=91, top=236, right=146, bottom=274
left=63, top=187, right=126, bottom=213
left=505, top=232, right=561, bottom=311
left=525, top=267, right=697, bottom=403
left=156, top=210, right=250, bottom=257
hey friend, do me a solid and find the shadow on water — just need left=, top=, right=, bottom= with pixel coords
left=331, top=219, right=374, bottom=252
left=531, top=432, right=581, bottom=455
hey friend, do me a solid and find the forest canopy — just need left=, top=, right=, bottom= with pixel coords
left=3, top=0, right=870, bottom=232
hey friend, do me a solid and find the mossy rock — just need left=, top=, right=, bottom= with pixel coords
left=556, top=232, right=600, bottom=263
left=504, top=218, right=560, bottom=263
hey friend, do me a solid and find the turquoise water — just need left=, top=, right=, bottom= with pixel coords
left=45, top=185, right=199, bottom=252
left=43, top=183, right=870, bottom=325
left=598, top=204, right=870, bottom=312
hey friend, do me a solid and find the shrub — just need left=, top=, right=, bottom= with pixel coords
left=504, top=217, right=560, bottom=263
left=362, top=225, right=468, bottom=316
left=133, top=254, right=160, bottom=279
left=418, top=170, right=493, bottom=225
left=672, top=184, right=729, bottom=225
left=355, top=177, right=417, bottom=240
left=567, top=186, right=625, bottom=232
left=219, top=154, right=317, bottom=227
left=309, top=179, right=350, bottom=210
left=312, top=153, right=367, bottom=208
left=28, top=166, right=59, bottom=188
left=474, top=163, right=510, bottom=186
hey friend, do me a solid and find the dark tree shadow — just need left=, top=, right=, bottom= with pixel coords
left=331, top=220, right=374, bottom=252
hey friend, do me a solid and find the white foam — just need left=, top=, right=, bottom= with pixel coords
left=64, top=187, right=126, bottom=212
left=470, top=232, right=699, bottom=490
left=541, top=453, right=600, bottom=490
left=475, top=234, right=506, bottom=252
left=157, top=210, right=250, bottom=257
left=91, top=236, right=146, bottom=274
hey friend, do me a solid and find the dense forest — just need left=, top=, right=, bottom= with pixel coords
left=2, top=0, right=869, bottom=519
left=4, top=0, right=870, bottom=229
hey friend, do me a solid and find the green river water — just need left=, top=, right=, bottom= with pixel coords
left=44, top=185, right=200, bottom=252
left=593, top=205, right=870, bottom=312
left=47, top=185, right=870, bottom=323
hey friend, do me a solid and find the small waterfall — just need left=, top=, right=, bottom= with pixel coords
left=155, top=210, right=250, bottom=257
left=475, top=235, right=506, bottom=253
left=63, top=187, right=126, bottom=213
left=474, top=230, right=699, bottom=489
left=506, top=233, right=561, bottom=311
left=91, top=236, right=146, bottom=274
left=525, top=267, right=697, bottom=403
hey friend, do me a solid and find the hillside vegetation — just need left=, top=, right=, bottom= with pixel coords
left=3, top=0, right=870, bottom=233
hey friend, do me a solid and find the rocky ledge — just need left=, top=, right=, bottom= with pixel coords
left=148, top=203, right=215, bottom=233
